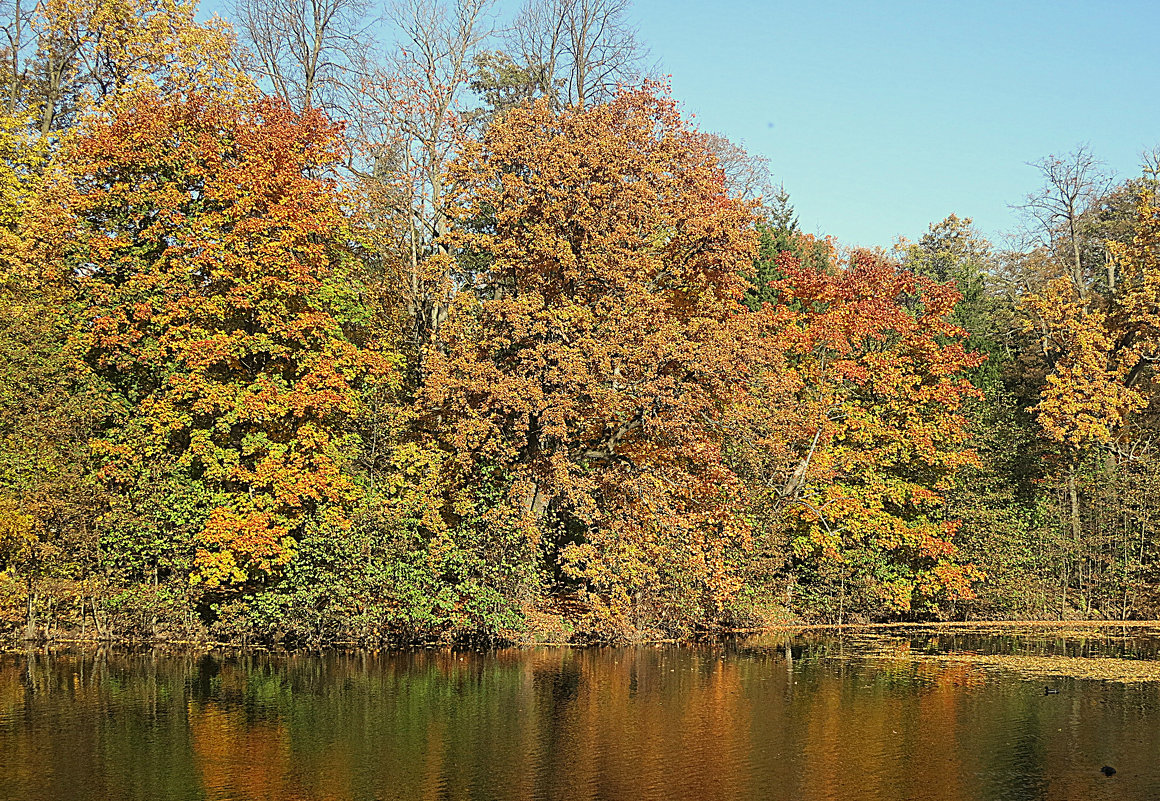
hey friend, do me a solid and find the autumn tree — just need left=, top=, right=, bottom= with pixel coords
left=1007, top=145, right=1160, bottom=616
left=426, top=86, right=767, bottom=635
left=1020, top=145, right=1113, bottom=307
left=772, top=251, right=985, bottom=619
left=2, top=0, right=240, bottom=134
left=27, top=87, right=393, bottom=601
left=0, top=107, right=109, bottom=638
left=357, top=0, right=494, bottom=375
left=892, top=216, right=1059, bottom=617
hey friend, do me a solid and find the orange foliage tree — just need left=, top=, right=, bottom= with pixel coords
left=18, top=0, right=243, bottom=133
left=1108, top=189, right=1160, bottom=440
left=29, top=86, right=394, bottom=590
left=424, top=86, right=770, bottom=634
left=1026, top=278, right=1145, bottom=450
left=768, top=251, right=985, bottom=617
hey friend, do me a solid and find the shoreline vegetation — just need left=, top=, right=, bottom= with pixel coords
left=15, top=622, right=1160, bottom=691
left=10, top=622, right=1160, bottom=683
left=1, top=0, right=1159, bottom=650
left=7, top=619, right=1160, bottom=651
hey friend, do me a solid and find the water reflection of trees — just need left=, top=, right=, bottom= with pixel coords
left=1, top=645, right=1159, bottom=800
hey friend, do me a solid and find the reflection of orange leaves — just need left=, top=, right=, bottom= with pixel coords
left=189, top=705, right=317, bottom=801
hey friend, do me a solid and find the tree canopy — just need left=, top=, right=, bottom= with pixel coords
left=1, top=0, right=1158, bottom=646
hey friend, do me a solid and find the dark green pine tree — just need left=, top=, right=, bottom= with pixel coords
left=745, top=184, right=799, bottom=310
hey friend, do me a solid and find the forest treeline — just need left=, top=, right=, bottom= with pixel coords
left=0, top=0, right=1157, bottom=647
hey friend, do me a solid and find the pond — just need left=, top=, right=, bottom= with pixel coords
left=2, top=628, right=1160, bottom=800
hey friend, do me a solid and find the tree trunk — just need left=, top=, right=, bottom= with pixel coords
left=151, top=561, right=159, bottom=640
left=1061, top=461, right=1082, bottom=618
left=24, top=578, right=36, bottom=641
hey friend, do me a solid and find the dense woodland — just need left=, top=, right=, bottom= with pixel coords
left=0, top=0, right=1158, bottom=647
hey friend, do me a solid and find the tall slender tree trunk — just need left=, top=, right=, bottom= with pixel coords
left=6, top=0, right=21, bottom=113
left=1068, top=463, right=1081, bottom=553
left=151, top=561, right=159, bottom=640
left=1062, top=461, right=1082, bottom=618
left=24, top=576, right=36, bottom=641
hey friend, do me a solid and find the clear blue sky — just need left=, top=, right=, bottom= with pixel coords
left=202, top=0, right=1160, bottom=249
left=631, top=0, right=1160, bottom=248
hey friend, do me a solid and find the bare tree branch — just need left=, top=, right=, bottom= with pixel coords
left=232, top=0, right=375, bottom=113
left=1019, top=144, right=1113, bottom=304
left=354, top=0, right=496, bottom=369
left=507, top=0, right=651, bottom=109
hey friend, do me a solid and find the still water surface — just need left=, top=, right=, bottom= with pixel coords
left=2, top=631, right=1160, bottom=801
